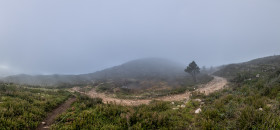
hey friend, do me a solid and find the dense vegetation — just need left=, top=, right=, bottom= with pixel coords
left=194, top=56, right=280, bottom=129
left=52, top=95, right=198, bottom=129
left=0, top=83, right=71, bottom=129
left=192, top=70, right=280, bottom=129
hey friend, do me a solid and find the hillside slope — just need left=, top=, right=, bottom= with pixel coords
left=214, top=55, right=280, bottom=79
left=194, top=55, right=280, bottom=129
left=1, top=58, right=186, bottom=86
left=81, top=58, right=185, bottom=81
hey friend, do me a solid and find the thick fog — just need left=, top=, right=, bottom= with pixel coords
left=0, top=0, right=280, bottom=75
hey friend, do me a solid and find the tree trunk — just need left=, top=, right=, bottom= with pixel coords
left=192, top=72, right=197, bottom=83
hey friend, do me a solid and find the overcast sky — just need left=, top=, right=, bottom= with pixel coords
left=0, top=0, right=280, bottom=75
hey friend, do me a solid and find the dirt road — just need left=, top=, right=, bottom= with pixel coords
left=73, top=76, right=227, bottom=106
left=196, top=76, right=228, bottom=95
left=36, top=97, right=76, bottom=130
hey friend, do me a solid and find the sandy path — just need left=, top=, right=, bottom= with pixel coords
left=73, top=76, right=227, bottom=106
left=86, top=89, right=151, bottom=106
left=36, top=97, right=76, bottom=130
left=196, top=76, right=228, bottom=95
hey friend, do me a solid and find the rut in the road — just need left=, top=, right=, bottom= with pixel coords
left=36, top=97, right=76, bottom=130
left=74, top=76, right=227, bottom=106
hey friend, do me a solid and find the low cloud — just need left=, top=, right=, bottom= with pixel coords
left=0, top=0, right=279, bottom=75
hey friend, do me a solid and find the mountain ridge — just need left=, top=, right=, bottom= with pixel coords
left=0, top=58, right=186, bottom=86
left=214, top=55, right=280, bottom=79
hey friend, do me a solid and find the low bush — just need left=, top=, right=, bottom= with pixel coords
left=0, top=84, right=71, bottom=129
left=52, top=97, right=195, bottom=129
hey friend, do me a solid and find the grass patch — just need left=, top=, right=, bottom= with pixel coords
left=0, top=84, right=71, bottom=129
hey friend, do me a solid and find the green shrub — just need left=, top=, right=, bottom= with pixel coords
left=0, top=84, right=70, bottom=129
left=52, top=98, right=193, bottom=129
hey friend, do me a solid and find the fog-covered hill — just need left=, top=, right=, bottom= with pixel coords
left=81, top=58, right=185, bottom=81
left=1, top=58, right=186, bottom=86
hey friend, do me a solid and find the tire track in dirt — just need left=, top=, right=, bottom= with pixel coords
left=196, top=76, right=228, bottom=95
left=73, top=76, right=227, bottom=106
left=36, top=97, right=76, bottom=130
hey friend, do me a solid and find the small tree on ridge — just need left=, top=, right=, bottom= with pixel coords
left=185, top=61, right=200, bottom=82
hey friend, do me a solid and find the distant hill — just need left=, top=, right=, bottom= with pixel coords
left=214, top=55, right=280, bottom=79
left=81, top=58, right=186, bottom=81
left=1, top=74, right=86, bottom=86
left=1, top=58, right=186, bottom=86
